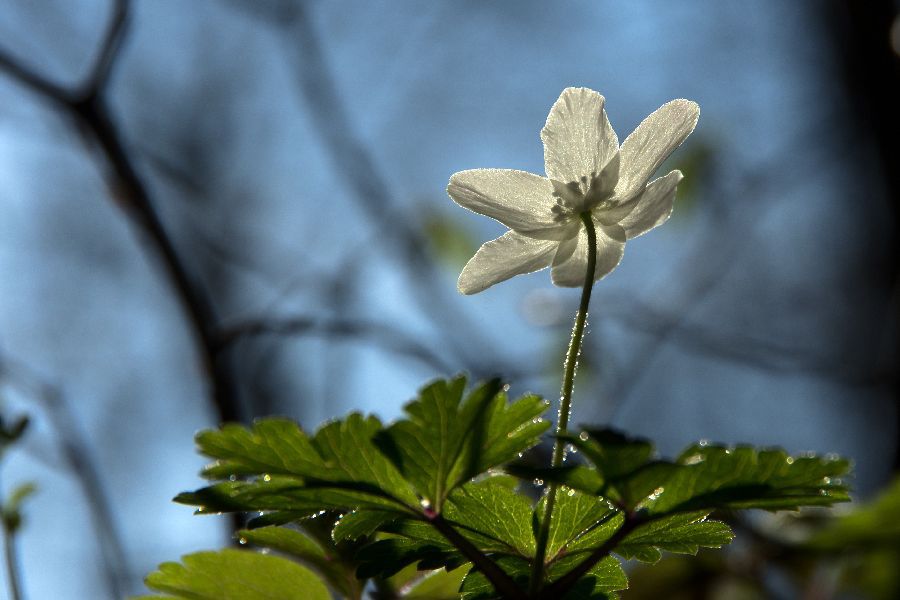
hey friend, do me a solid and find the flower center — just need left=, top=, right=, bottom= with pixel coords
left=550, top=167, right=617, bottom=223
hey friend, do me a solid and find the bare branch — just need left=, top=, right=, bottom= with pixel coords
left=0, top=51, right=72, bottom=102
left=0, top=3, right=243, bottom=425
left=79, top=0, right=130, bottom=95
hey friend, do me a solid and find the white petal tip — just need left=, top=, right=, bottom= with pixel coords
left=672, top=99, right=700, bottom=123
left=457, top=274, right=482, bottom=295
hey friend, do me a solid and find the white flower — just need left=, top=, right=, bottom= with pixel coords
left=448, top=87, right=699, bottom=294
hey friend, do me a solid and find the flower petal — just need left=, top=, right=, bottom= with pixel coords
left=615, top=99, right=699, bottom=202
left=617, top=170, right=682, bottom=239
left=541, top=88, right=619, bottom=185
left=458, top=231, right=558, bottom=294
left=550, top=220, right=626, bottom=287
left=448, top=169, right=565, bottom=239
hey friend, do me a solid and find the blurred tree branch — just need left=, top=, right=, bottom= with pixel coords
left=215, top=314, right=456, bottom=373
left=224, top=0, right=514, bottom=380
left=0, top=0, right=244, bottom=425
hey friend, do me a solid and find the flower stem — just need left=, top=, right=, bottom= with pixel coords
left=529, top=212, right=597, bottom=596
left=3, top=525, right=22, bottom=600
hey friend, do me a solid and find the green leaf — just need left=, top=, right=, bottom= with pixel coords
left=566, top=429, right=653, bottom=480
left=197, top=419, right=325, bottom=479
left=547, top=555, right=627, bottom=598
left=246, top=511, right=316, bottom=529
left=142, top=549, right=330, bottom=600
left=503, top=464, right=605, bottom=496
left=561, top=429, right=676, bottom=507
left=237, top=525, right=328, bottom=564
left=375, top=377, right=550, bottom=511
left=355, top=534, right=462, bottom=579
left=352, top=479, right=536, bottom=581
left=567, top=430, right=850, bottom=514
left=459, top=554, right=625, bottom=599
left=617, top=512, right=733, bottom=563
left=402, top=566, right=471, bottom=599
left=445, top=477, right=535, bottom=557
left=458, top=556, right=530, bottom=599
left=646, top=445, right=851, bottom=514
left=187, top=414, right=419, bottom=513
left=333, top=509, right=399, bottom=542
left=538, top=488, right=618, bottom=560
left=238, top=526, right=362, bottom=599
left=176, top=476, right=407, bottom=514
left=312, top=414, right=418, bottom=506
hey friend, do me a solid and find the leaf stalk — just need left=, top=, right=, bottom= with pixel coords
left=427, top=513, right=527, bottom=600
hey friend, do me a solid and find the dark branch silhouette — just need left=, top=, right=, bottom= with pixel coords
left=0, top=0, right=243, bottom=425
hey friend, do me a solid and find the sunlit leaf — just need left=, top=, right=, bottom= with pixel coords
left=184, top=414, right=419, bottom=514
left=646, top=445, right=851, bottom=514
left=504, top=463, right=605, bottom=496
left=445, top=477, right=535, bottom=556
left=537, top=488, right=617, bottom=560
left=564, top=429, right=850, bottom=514
left=238, top=526, right=361, bottom=598
left=142, top=549, right=330, bottom=600
left=375, top=377, right=549, bottom=511
left=176, top=476, right=406, bottom=514
left=459, top=554, right=625, bottom=599
left=401, top=566, right=471, bottom=599
left=353, top=478, right=535, bottom=580
left=355, top=533, right=463, bottom=579
left=617, top=512, right=733, bottom=563
left=332, top=509, right=400, bottom=542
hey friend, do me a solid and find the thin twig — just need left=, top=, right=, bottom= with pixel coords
left=2, top=524, right=22, bottom=600
left=79, top=0, right=130, bottom=95
left=0, top=355, right=130, bottom=599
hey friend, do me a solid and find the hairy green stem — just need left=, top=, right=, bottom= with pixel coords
left=530, top=212, right=597, bottom=595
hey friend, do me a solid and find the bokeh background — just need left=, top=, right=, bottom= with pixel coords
left=1, top=0, right=898, bottom=598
